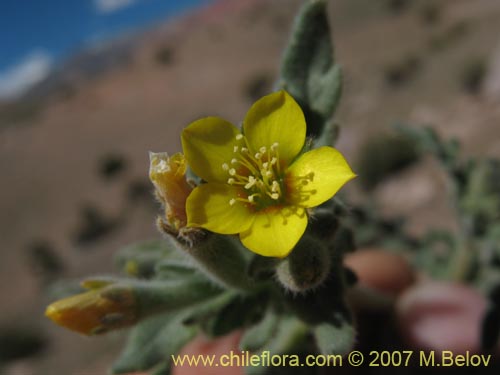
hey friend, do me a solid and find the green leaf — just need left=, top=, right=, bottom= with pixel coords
left=308, top=64, right=342, bottom=122
left=150, top=361, right=171, bottom=375
left=182, top=291, right=239, bottom=326
left=314, top=119, right=340, bottom=149
left=245, top=316, right=310, bottom=375
left=240, top=307, right=279, bottom=352
left=113, top=290, right=250, bottom=374
left=115, top=239, right=187, bottom=279
left=394, top=124, right=462, bottom=173
left=280, top=0, right=342, bottom=140
left=132, top=276, right=222, bottom=317
left=415, top=230, right=457, bottom=280
left=202, top=294, right=262, bottom=338
left=111, top=311, right=196, bottom=374
left=313, top=314, right=356, bottom=355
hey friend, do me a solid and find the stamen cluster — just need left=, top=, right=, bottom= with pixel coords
left=222, top=135, right=285, bottom=210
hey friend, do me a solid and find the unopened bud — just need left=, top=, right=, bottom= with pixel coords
left=276, top=236, right=331, bottom=292
left=45, top=283, right=137, bottom=335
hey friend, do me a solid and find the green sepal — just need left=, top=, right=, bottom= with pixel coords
left=284, top=263, right=351, bottom=326
left=84, top=275, right=222, bottom=326
left=308, top=205, right=339, bottom=240
left=280, top=0, right=342, bottom=140
left=177, top=233, right=255, bottom=291
left=276, top=235, right=331, bottom=292
left=111, top=311, right=196, bottom=374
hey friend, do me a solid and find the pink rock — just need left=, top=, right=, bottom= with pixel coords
left=397, top=282, right=489, bottom=355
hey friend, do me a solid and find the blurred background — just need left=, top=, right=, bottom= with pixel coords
left=1, top=0, right=500, bottom=373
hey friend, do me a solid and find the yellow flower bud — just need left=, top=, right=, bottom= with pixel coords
left=45, top=284, right=137, bottom=336
left=149, top=152, right=192, bottom=233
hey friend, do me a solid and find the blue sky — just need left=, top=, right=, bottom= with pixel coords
left=0, top=0, right=212, bottom=99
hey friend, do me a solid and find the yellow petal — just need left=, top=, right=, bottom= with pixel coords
left=240, top=207, right=307, bottom=258
left=181, top=117, right=240, bottom=183
left=186, top=183, right=254, bottom=234
left=243, top=91, right=306, bottom=165
left=287, top=146, right=356, bottom=208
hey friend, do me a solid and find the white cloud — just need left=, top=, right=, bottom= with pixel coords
left=94, top=0, right=138, bottom=14
left=0, top=50, right=53, bottom=100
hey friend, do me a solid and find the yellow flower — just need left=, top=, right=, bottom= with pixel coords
left=149, top=152, right=192, bottom=232
left=181, top=91, right=355, bottom=258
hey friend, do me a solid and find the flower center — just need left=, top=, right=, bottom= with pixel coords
left=222, top=134, right=285, bottom=210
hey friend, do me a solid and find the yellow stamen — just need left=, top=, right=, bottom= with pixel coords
left=222, top=136, right=285, bottom=208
